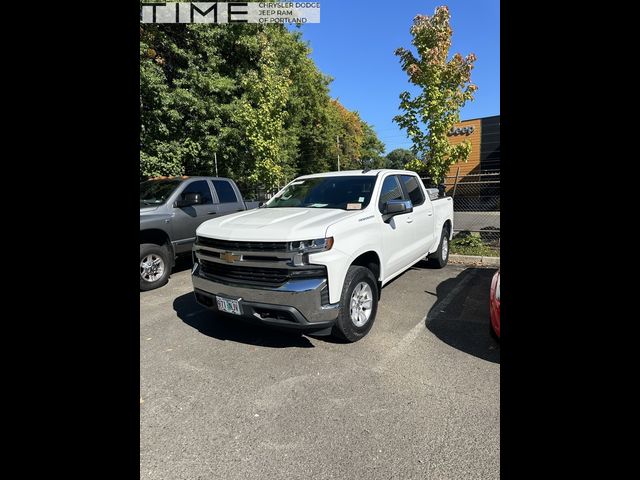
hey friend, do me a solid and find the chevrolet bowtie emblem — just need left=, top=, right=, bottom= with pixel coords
left=221, top=251, right=241, bottom=263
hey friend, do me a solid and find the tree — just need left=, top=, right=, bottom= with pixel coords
left=360, top=122, right=386, bottom=169
left=140, top=24, right=386, bottom=187
left=327, top=100, right=363, bottom=171
left=236, top=33, right=292, bottom=191
left=385, top=148, right=416, bottom=170
left=393, top=6, right=477, bottom=183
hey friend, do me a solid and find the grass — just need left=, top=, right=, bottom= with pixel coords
left=449, top=231, right=500, bottom=257
left=449, top=244, right=500, bottom=257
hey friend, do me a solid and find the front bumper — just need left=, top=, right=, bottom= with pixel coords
left=191, top=263, right=340, bottom=332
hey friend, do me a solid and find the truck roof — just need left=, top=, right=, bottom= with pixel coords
left=296, top=169, right=418, bottom=179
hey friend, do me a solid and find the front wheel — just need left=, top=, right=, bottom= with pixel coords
left=140, top=243, right=171, bottom=291
left=332, top=266, right=379, bottom=342
left=428, top=228, right=450, bottom=268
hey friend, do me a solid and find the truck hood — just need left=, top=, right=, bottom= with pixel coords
left=196, top=207, right=358, bottom=241
left=140, top=206, right=159, bottom=214
left=140, top=206, right=172, bottom=225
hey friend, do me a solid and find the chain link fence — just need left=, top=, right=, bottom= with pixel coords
left=422, top=170, right=500, bottom=254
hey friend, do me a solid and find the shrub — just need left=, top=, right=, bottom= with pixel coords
left=451, top=231, right=484, bottom=248
left=449, top=231, right=499, bottom=256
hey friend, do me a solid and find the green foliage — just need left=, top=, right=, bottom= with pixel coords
left=451, top=231, right=484, bottom=248
left=237, top=34, right=291, bottom=190
left=385, top=148, right=416, bottom=170
left=140, top=24, right=385, bottom=188
left=403, top=158, right=429, bottom=176
left=450, top=231, right=499, bottom=257
left=326, top=100, right=362, bottom=171
left=449, top=243, right=499, bottom=257
left=393, top=6, right=477, bottom=184
left=360, top=122, right=386, bottom=169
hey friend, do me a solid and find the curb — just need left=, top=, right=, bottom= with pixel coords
left=449, top=254, right=500, bottom=267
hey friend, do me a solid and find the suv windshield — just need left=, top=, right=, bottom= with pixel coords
left=140, top=179, right=182, bottom=206
left=265, top=176, right=376, bottom=210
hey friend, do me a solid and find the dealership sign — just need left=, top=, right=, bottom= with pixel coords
left=140, top=2, right=321, bottom=24
left=447, top=126, right=475, bottom=136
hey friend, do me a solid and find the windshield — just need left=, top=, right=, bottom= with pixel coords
left=140, top=179, right=182, bottom=206
left=265, top=176, right=376, bottom=210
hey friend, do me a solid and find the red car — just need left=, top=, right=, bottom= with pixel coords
left=489, top=269, right=500, bottom=339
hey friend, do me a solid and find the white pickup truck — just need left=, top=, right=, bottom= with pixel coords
left=191, top=169, right=454, bottom=342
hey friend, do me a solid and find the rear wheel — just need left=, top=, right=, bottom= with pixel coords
left=332, top=266, right=379, bottom=342
left=428, top=227, right=450, bottom=268
left=140, top=243, right=171, bottom=291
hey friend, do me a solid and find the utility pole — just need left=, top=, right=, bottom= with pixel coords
left=336, top=135, right=340, bottom=171
left=214, top=152, right=218, bottom=177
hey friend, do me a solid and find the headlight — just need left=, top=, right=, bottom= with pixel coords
left=288, top=237, right=334, bottom=253
left=495, top=275, right=500, bottom=301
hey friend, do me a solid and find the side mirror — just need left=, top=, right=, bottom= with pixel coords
left=383, top=199, right=413, bottom=216
left=258, top=201, right=265, bottom=208
left=175, top=192, right=201, bottom=208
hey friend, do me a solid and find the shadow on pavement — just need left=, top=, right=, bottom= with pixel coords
left=173, top=292, right=315, bottom=348
left=425, top=267, right=500, bottom=364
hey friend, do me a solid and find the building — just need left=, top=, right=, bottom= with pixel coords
left=446, top=114, right=500, bottom=179
left=445, top=114, right=500, bottom=210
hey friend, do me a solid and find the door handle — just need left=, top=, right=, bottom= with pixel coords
left=207, top=211, right=217, bottom=215
left=406, top=217, right=414, bottom=223
left=427, top=211, right=433, bottom=216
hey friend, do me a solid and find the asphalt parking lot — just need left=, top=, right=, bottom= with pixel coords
left=140, top=260, right=500, bottom=480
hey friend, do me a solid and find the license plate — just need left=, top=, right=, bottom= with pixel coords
left=216, top=296, right=241, bottom=315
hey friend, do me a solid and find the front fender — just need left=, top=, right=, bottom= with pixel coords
left=140, top=212, right=173, bottom=229
left=309, top=243, right=384, bottom=305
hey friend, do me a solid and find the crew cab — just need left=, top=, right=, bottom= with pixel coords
left=140, top=176, right=259, bottom=291
left=191, top=169, right=453, bottom=342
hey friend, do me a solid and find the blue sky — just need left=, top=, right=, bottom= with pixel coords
left=289, top=0, right=500, bottom=154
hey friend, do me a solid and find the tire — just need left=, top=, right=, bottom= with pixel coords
left=332, top=266, right=379, bottom=342
left=428, top=227, right=450, bottom=268
left=140, top=243, right=171, bottom=291
left=489, top=322, right=500, bottom=342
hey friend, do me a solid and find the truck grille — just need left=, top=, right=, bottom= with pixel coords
left=196, top=236, right=288, bottom=252
left=199, top=259, right=326, bottom=287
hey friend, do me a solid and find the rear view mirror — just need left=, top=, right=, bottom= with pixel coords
left=175, top=192, right=201, bottom=208
left=383, top=199, right=413, bottom=216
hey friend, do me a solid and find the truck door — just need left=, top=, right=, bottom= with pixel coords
left=172, top=179, right=216, bottom=253
left=211, top=179, right=245, bottom=217
left=399, top=174, right=436, bottom=259
left=378, top=174, right=416, bottom=276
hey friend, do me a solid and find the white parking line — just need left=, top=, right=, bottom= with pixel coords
left=373, top=270, right=477, bottom=372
